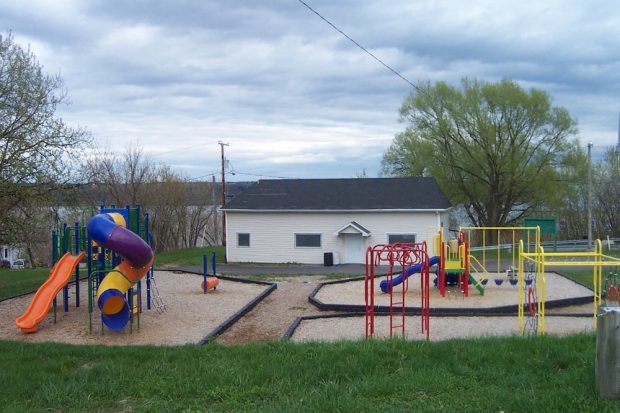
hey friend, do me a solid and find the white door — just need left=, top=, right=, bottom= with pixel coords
left=344, top=234, right=364, bottom=263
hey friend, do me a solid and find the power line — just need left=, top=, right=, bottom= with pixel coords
left=187, top=172, right=219, bottom=182
left=230, top=171, right=297, bottom=180
left=154, top=140, right=221, bottom=156
left=297, top=0, right=418, bottom=91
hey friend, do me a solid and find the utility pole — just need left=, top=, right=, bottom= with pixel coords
left=218, top=141, right=229, bottom=247
left=587, top=142, right=593, bottom=250
left=212, top=175, right=217, bottom=245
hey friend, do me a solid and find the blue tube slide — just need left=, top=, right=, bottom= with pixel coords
left=380, top=256, right=441, bottom=293
left=87, top=213, right=153, bottom=330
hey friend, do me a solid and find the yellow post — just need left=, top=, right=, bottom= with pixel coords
left=526, top=230, right=530, bottom=254
left=497, top=229, right=500, bottom=275
left=482, top=230, right=486, bottom=273
left=537, top=244, right=546, bottom=334
left=512, top=229, right=516, bottom=272
left=594, top=240, right=603, bottom=327
left=433, top=233, right=441, bottom=257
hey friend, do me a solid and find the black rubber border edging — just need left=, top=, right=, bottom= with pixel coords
left=308, top=272, right=595, bottom=316
left=282, top=312, right=594, bottom=340
left=167, top=268, right=278, bottom=345
left=283, top=312, right=363, bottom=340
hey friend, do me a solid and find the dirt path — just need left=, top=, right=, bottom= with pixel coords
left=216, top=276, right=336, bottom=344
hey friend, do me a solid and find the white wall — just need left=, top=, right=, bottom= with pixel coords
left=1, top=245, right=21, bottom=263
left=225, top=211, right=449, bottom=264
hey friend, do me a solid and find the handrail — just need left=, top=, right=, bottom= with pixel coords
left=468, top=254, right=490, bottom=280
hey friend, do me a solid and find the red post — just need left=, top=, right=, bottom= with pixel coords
left=364, top=246, right=374, bottom=339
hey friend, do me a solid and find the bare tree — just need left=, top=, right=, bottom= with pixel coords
left=0, top=32, right=90, bottom=245
left=84, top=142, right=155, bottom=206
left=593, top=148, right=620, bottom=237
left=86, top=143, right=216, bottom=252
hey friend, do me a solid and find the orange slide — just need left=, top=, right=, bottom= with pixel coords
left=15, top=251, right=85, bottom=333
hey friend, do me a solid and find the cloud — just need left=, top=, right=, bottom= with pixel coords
left=1, top=0, right=619, bottom=181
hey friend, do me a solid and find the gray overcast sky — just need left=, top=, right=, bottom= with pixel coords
left=2, top=0, right=619, bottom=181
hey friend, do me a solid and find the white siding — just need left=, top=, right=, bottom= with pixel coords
left=1, top=245, right=21, bottom=263
left=225, top=211, right=449, bottom=264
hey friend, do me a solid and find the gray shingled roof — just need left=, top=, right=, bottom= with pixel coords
left=223, top=177, right=452, bottom=211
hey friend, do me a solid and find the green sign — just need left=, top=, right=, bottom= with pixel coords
left=523, top=218, right=557, bottom=236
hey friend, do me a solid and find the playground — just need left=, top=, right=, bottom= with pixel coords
left=288, top=225, right=618, bottom=342
left=1, top=205, right=276, bottom=346
left=289, top=273, right=595, bottom=342
left=0, top=270, right=270, bottom=345
left=2, top=219, right=619, bottom=346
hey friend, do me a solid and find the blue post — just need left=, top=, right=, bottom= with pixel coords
left=62, top=223, right=68, bottom=253
left=137, top=280, right=142, bottom=312
left=146, top=267, right=152, bottom=310
left=74, top=222, right=80, bottom=307
left=125, top=204, right=131, bottom=233
left=203, top=255, right=208, bottom=294
left=211, top=251, right=217, bottom=276
left=51, top=230, right=58, bottom=264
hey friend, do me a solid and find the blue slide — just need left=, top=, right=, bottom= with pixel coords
left=380, top=256, right=441, bottom=293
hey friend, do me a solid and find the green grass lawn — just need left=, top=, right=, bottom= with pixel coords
left=0, top=267, right=51, bottom=300
left=560, top=269, right=597, bottom=288
left=0, top=334, right=617, bottom=412
left=2, top=248, right=620, bottom=411
left=154, top=246, right=225, bottom=267
left=0, top=247, right=225, bottom=301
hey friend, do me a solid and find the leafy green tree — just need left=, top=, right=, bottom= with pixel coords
left=382, top=78, right=579, bottom=230
left=0, top=32, right=90, bottom=244
left=593, top=148, right=620, bottom=236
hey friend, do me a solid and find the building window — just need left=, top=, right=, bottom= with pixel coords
left=237, top=233, right=250, bottom=247
left=388, top=234, right=417, bottom=244
left=295, top=233, right=321, bottom=248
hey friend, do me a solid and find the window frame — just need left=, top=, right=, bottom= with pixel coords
left=237, top=233, right=251, bottom=248
left=387, top=233, right=417, bottom=244
left=295, top=233, right=322, bottom=248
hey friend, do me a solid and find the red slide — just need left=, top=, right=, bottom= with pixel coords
left=15, top=251, right=85, bottom=333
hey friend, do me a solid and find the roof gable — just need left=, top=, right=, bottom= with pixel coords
left=335, top=221, right=371, bottom=237
left=224, top=177, right=452, bottom=211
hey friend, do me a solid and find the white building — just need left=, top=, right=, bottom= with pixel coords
left=1, top=244, right=22, bottom=265
left=223, top=178, right=452, bottom=264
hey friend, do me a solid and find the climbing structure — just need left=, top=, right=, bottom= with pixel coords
left=365, top=242, right=430, bottom=340
left=518, top=238, right=620, bottom=334
left=434, top=231, right=472, bottom=297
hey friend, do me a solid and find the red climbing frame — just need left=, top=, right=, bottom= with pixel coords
left=365, top=242, right=430, bottom=340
